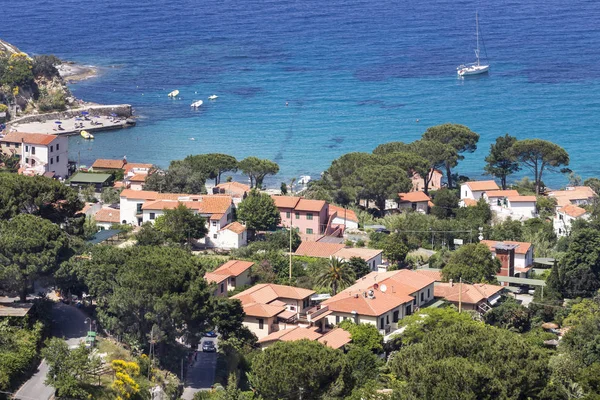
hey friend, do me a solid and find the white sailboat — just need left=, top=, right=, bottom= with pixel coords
left=457, top=12, right=489, bottom=77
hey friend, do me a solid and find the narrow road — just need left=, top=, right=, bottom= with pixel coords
left=181, top=337, right=218, bottom=400
left=15, top=302, right=89, bottom=400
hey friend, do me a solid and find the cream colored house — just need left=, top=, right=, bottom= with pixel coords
left=322, top=270, right=436, bottom=335
left=554, top=204, right=590, bottom=237
left=397, top=191, right=431, bottom=214
left=204, top=260, right=254, bottom=296
left=232, top=284, right=315, bottom=340
left=460, top=180, right=500, bottom=203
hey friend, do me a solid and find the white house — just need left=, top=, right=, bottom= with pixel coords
left=554, top=204, right=590, bottom=237
left=93, top=207, right=121, bottom=230
left=322, top=270, right=436, bottom=335
left=481, top=240, right=534, bottom=277
left=506, top=196, right=537, bottom=219
left=215, top=222, right=247, bottom=249
left=460, top=180, right=500, bottom=202
left=328, top=205, right=359, bottom=230
left=397, top=192, right=431, bottom=214
left=483, top=190, right=520, bottom=207
left=0, top=132, right=69, bottom=178
left=548, top=186, right=597, bottom=208
left=204, top=260, right=254, bottom=296
left=123, top=163, right=153, bottom=191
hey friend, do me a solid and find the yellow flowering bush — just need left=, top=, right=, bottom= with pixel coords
left=111, top=360, right=141, bottom=399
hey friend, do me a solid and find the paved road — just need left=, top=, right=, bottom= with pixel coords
left=15, top=302, right=89, bottom=400
left=181, top=337, right=218, bottom=400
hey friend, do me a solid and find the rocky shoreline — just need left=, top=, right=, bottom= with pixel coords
left=56, top=62, right=98, bottom=83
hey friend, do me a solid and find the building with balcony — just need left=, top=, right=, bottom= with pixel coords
left=0, top=132, right=69, bottom=178
left=554, top=204, right=590, bottom=237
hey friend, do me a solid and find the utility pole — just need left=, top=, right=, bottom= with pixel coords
left=458, top=277, right=463, bottom=313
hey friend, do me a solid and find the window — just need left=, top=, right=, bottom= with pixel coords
left=295, top=212, right=300, bottom=219
left=230, top=277, right=236, bottom=286
left=50, top=145, right=54, bottom=152
left=15, top=143, right=19, bottom=148
left=31, top=159, right=35, bottom=166
left=50, top=158, right=53, bottom=165
left=213, top=234, right=217, bottom=239
left=413, top=298, right=416, bottom=306
left=427, top=288, right=431, bottom=298
left=25, top=145, right=29, bottom=152
left=559, top=214, right=563, bottom=220
left=31, top=147, right=35, bottom=155
left=56, top=143, right=60, bottom=151
left=286, top=211, right=291, bottom=218
left=464, top=191, right=467, bottom=197
left=56, top=156, right=60, bottom=162
left=258, top=319, right=264, bottom=329
left=136, top=203, right=143, bottom=213
left=386, top=315, right=390, bottom=324
left=420, top=292, right=424, bottom=303
left=25, top=158, right=29, bottom=164
left=380, top=317, right=385, bottom=330
left=306, top=228, right=313, bottom=234
left=336, top=315, right=340, bottom=324
left=212, top=221, right=217, bottom=227
left=149, top=212, right=155, bottom=220
left=306, top=213, right=313, bottom=220
left=220, top=283, right=225, bottom=293
left=393, top=310, right=399, bottom=322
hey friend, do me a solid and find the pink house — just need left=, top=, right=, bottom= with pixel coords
left=272, top=196, right=330, bottom=238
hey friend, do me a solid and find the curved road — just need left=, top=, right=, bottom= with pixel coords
left=15, top=302, right=89, bottom=400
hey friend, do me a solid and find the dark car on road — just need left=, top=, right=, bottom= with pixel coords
left=202, top=340, right=216, bottom=352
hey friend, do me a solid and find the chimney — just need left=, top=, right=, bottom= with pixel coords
left=449, top=279, right=453, bottom=287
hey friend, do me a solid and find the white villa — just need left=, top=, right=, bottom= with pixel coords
left=554, top=204, right=590, bottom=237
left=0, top=132, right=69, bottom=178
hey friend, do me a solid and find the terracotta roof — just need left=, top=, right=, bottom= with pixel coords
left=232, top=283, right=315, bottom=306
left=124, top=163, right=153, bottom=173
left=113, top=181, right=127, bottom=189
left=508, top=196, right=537, bottom=202
left=214, top=181, right=250, bottom=197
left=462, top=198, right=478, bottom=207
left=140, top=197, right=231, bottom=216
left=203, top=272, right=228, bottom=284
left=205, top=260, right=253, bottom=282
left=485, top=190, right=520, bottom=198
left=257, top=326, right=322, bottom=344
left=1, top=131, right=58, bottom=145
left=480, top=240, right=532, bottom=255
left=398, top=191, right=431, bottom=203
left=94, top=208, right=120, bottom=223
left=271, top=195, right=301, bottom=209
left=220, top=222, right=247, bottom=234
left=318, top=328, right=352, bottom=349
left=328, top=204, right=358, bottom=223
left=128, top=173, right=147, bottom=182
left=242, top=302, right=286, bottom=318
left=295, top=242, right=345, bottom=258
left=548, top=186, right=597, bottom=207
left=414, top=269, right=442, bottom=281
left=464, top=181, right=500, bottom=191
left=558, top=204, right=588, bottom=218
left=333, top=247, right=383, bottom=262
left=295, top=198, right=327, bottom=212
left=91, top=159, right=126, bottom=169
left=80, top=203, right=94, bottom=214
left=323, top=270, right=435, bottom=317
left=435, top=283, right=503, bottom=305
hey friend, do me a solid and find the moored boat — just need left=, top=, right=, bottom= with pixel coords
left=457, top=12, right=490, bottom=77
left=80, top=130, right=94, bottom=140
left=168, top=90, right=180, bottom=98
left=190, top=100, right=203, bottom=108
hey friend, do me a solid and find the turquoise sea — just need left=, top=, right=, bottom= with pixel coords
left=3, top=0, right=600, bottom=187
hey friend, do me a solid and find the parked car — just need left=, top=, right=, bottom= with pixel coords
left=202, top=340, right=216, bottom=352
left=204, top=330, right=218, bottom=338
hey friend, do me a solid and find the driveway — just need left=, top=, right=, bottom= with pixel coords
left=181, top=336, right=219, bottom=399
left=15, top=302, right=89, bottom=400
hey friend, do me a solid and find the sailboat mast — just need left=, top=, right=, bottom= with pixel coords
left=476, top=12, right=480, bottom=66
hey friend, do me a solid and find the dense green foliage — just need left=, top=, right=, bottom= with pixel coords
left=0, top=320, right=43, bottom=391
left=346, top=257, right=371, bottom=279
left=153, top=203, right=208, bottom=245
left=483, top=297, right=531, bottom=333
left=555, top=228, right=600, bottom=298
left=316, top=257, right=356, bottom=295
left=184, top=153, right=238, bottom=185
left=238, top=157, right=280, bottom=189
left=484, top=134, right=520, bottom=189
left=338, top=321, right=383, bottom=353
left=236, top=190, right=280, bottom=232
left=441, top=243, right=501, bottom=283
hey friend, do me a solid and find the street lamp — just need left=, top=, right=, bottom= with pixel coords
left=84, top=317, right=96, bottom=332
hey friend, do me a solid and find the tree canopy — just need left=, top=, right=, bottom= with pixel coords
left=238, top=157, right=279, bottom=189
left=236, top=190, right=280, bottom=232
left=484, top=134, right=520, bottom=189
left=316, top=257, right=356, bottom=295
left=184, top=153, right=238, bottom=185
left=510, top=139, right=570, bottom=195
left=144, top=162, right=207, bottom=194
left=557, top=228, right=600, bottom=298
left=153, top=203, right=208, bottom=245
left=441, top=243, right=500, bottom=283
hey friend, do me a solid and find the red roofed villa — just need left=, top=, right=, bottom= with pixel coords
left=204, top=260, right=253, bottom=296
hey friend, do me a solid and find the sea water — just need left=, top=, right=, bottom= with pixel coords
left=3, top=0, right=600, bottom=187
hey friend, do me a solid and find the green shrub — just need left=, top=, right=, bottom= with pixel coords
left=32, top=55, right=61, bottom=78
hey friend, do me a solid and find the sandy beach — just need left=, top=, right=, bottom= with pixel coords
left=56, top=62, right=98, bottom=83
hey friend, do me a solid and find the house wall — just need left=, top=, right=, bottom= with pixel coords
left=279, top=207, right=325, bottom=236
left=229, top=269, right=251, bottom=291
left=212, top=279, right=229, bottom=297
left=326, top=305, right=409, bottom=334
left=129, top=182, right=144, bottom=191
left=460, top=184, right=475, bottom=200
left=514, top=250, right=534, bottom=268
left=243, top=316, right=277, bottom=340
left=331, top=215, right=359, bottom=230
left=96, top=221, right=114, bottom=230
left=215, top=229, right=246, bottom=250
left=366, top=254, right=383, bottom=272
left=553, top=212, right=588, bottom=237
left=509, top=201, right=536, bottom=219
left=120, top=196, right=145, bottom=225
left=398, top=201, right=428, bottom=214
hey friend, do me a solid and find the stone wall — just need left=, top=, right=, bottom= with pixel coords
left=7, top=104, right=133, bottom=125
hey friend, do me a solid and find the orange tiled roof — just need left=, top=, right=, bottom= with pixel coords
left=203, top=272, right=229, bottom=284
left=435, top=283, right=503, bottom=305
left=398, top=191, right=431, bottom=203
left=485, top=190, right=520, bottom=197
left=128, top=173, right=147, bottom=182
left=333, top=247, right=383, bottom=262
left=120, top=189, right=188, bottom=200
left=317, top=328, right=352, bottom=349
left=91, top=159, right=126, bottom=169
left=559, top=204, right=588, bottom=218
left=1, top=132, right=58, bottom=146
left=242, top=302, right=286, bottom=318
left=232, top=283, right=315, bottom=306
left=462, top=198, right=478, bottom=207
left=220, top=221, right=247, bottom=234
left=414, top=269, right=442, bottom=281
left=508, top=196, right=537, bottom=202
left=548, top=186, right=597, bottom=207
left=271, top=195, right=301, bottom=209
left=140, top=197, right=232, bottom=216
left=328, top=204, right=358, bottom=223
left=295, top=242, right=345, bottom=258
left=480, top=240, right=532, bottom=255
left=465, top=180, right=500, bottom=191
left=205, top=260, right=253, bottom=282
left=123, top=163, right=153, bottom=173
left=94, top=208, right=120, bottom=223
left=295, top=198, right=327, bottom=212
left=214, top=181, right=250, bottom=196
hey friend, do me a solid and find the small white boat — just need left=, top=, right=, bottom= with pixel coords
left=208, top=95, right=218, bottom=100
left=189, top=138, right=196, bottom=141
left=457, top=12, right=490, bottom=77
left=190, top=100, right=203, bottom=108
left=168, top=90, right=180, bottom=98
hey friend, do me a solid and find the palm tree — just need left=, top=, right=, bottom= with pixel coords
left=316, top=257, right=356, bottom=295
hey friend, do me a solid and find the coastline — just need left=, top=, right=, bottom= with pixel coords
left=57, top=62, right=98, bottom=83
